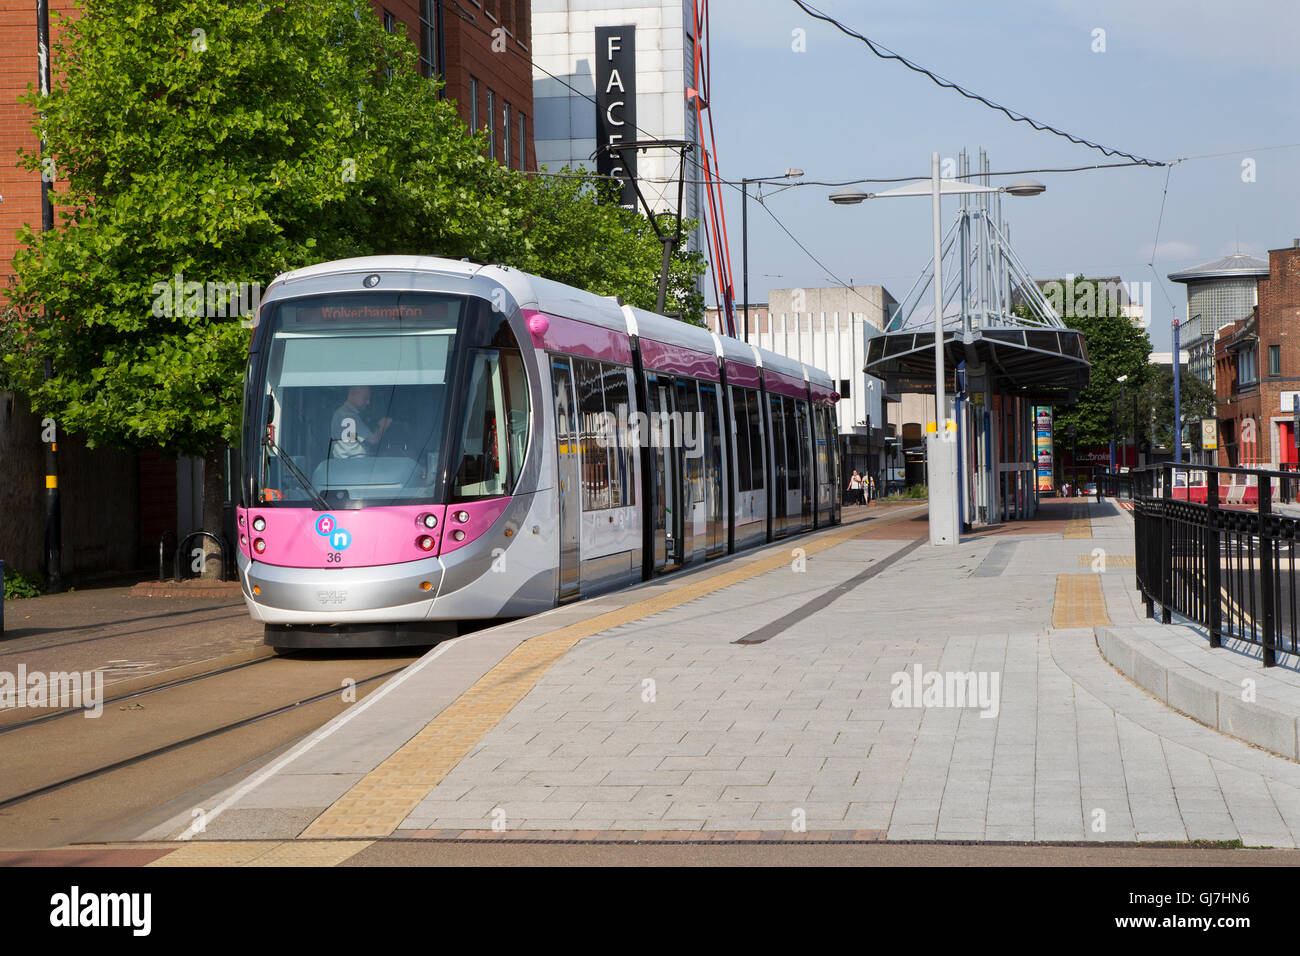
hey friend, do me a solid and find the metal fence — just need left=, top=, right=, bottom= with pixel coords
left=1095, top=468, right=1134, bottom=500
left=1133, top=462, right=1300, bottom=667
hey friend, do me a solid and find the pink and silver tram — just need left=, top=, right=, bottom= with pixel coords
left=237, top=256, right=841, bottom=648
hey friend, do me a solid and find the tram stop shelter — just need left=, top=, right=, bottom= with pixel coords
left=863, top=152, right=1090, bottom=528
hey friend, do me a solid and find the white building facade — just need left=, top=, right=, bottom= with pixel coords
left=532, top=1, right=703, bottom=254
left=706, top=285, right=931, bottom=492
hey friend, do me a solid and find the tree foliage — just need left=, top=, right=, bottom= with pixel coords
left=4, top=0, right=705, bottom=462
left=1035, top=277, right=1155, bottom=447
left=1137, top=365, right=1215, bottom=450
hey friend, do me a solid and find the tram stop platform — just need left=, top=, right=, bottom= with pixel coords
left=129, top=496, right=1300, bottom=860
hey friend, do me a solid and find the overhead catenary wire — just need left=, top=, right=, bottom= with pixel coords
left=788, top=0, right=1167, bottom=167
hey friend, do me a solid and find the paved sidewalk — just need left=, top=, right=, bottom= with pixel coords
left=141, top=497, right=1300, bottom=851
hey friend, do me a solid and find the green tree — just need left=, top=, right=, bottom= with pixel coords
left=1138, top=366, right=1215, bottom=451
left=4, top=0, right=705, bottom=568
left=1030, top=277, right=1155, bottom=447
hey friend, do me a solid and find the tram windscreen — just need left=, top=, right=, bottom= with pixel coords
left=253, top=292, right=465, bottom=508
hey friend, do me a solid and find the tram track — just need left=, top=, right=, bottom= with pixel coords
left=0, top=663, right=408, bottom=813
left=0, top=650, right=422, bottom=847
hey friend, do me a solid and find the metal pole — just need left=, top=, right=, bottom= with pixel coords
left=1173, top=317, right=1183, bottom=465
left=928, top=151, right=956, bottom=546
left=932, top=152, right=944, bottom=428
left=37, top=0, right=61, bottom=593
left=742, top=181, right=749, bottom=343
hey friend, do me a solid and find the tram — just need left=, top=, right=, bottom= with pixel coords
left=237, top=256, right=842, bottom=647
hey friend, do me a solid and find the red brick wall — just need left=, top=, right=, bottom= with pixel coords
left=1, top=0, right=535, bottom=305
left=1214, top=246, right=1300, bottom=466
left=379, top=0, right=535, bottom=171
left=0, top=0, right=77, bottom=306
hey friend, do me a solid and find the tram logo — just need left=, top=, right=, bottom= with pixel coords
left=315, top=514, right=352, bottom=551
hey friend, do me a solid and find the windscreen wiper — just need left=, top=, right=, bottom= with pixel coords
left=263, top=432, right=329, bottom=510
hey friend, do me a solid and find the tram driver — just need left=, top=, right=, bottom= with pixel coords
left=330, top=385, right=393, bottom=458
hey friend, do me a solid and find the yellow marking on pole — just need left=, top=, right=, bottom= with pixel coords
left=1052, top=573, right=1112, bottom=628
left=45, top=476, right=57, bottom=489
left=301, top=506, right=927, bottom=839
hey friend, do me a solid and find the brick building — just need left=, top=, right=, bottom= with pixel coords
left=0, top=0, right=533, bottom=581
left=1215, top=241, right=1300, bottom=468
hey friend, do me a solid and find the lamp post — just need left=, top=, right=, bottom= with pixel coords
left=829, top=155, right=1045, bottom=545
left=741, top=169, right=802, bottom=342
left=1116, top=374, right=1128, bottom=472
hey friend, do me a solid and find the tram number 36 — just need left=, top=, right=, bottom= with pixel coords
left=325, top=552, right=343, bottom=563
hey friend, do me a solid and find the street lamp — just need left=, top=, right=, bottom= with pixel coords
left=742, top=169, right=803, bottom=343
left=829, top=154, right=1045, bottom=545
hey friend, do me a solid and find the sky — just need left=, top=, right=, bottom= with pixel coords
left=702, top=0, right=1300, bottom=352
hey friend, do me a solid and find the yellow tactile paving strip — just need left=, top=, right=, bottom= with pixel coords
left=1052, top=573, right=1112, bottom=628
left=1063, top=520, right=1092, bottom=539
left=147, top=841, right=372, bottom=867
left=1076, top=554, right=1136, bottom=568
left=302, top=507, right=927, bottom=839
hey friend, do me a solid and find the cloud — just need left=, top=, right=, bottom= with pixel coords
left=1151, top=239, right=1198, bottom=262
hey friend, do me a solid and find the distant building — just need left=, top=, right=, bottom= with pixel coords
left=1169, top=253, right=1270, bottom=389
left=1214, top=242, right=1300, bottom=468
left=531, top=1, right=703, bottom=256
left=705, top=285, right=928, bottom=490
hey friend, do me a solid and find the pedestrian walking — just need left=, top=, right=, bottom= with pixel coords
left=847, top=470, right=863, bottom=505
left=867, top=475, right=877, bottom=504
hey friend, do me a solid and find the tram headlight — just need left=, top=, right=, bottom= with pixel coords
left=420, top=513, right=438, bottom=529
left=253, top=538, right=267, bottom=554
left=454, top=510, right=469, bottom=523
left=252, top=516, right=266, bottom=532
left=452, top=529, right=466, bottom=542
left=417, top=535, right=435, bottom=552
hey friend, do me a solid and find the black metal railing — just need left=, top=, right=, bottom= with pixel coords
left=1134, top=462, right=1300, bottom=667
left=1095, top=468, right=1134, bottom=500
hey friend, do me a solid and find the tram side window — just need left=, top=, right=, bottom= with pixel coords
left=732, top=387, right=752, bottom=493
left=783, top=396, right=801, bottom=490
left=576, top=358, right=612, bottom=511
left=575, top=358, right=634, bottom=511
left=452, top=348, right=530, bottom=499
left=605, top=365, right=635, bottom=507
left=746, top=389, right=764, bottom=491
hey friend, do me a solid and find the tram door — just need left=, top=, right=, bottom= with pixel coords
left=675, top=378, right=699, bottom=562
left=767, top=394, right=789, bottom=537
left=551, top=358, right=581, bottom=601
left=698, top=381, right=725, bottom=557
left=647, top=375, right=683, bottom=571
left=795, top=400, right=813, bottom=530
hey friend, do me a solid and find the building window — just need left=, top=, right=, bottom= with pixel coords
left=1238, top=346, right=1258, bottom=387
left=469, top=76, right=479, bottom=133
left=419, top=0, right=440, bottom=79
left=503, top=102, right=511, bottom=169
left=486, top=89, right=495, bottom=159
left=838, top=379, right=851, bottom=399
left=1270, top=344, right=1281, bottom=377
left=383, top=9, right=395, bottom=32
left=518, top=112, right=526, bottom=169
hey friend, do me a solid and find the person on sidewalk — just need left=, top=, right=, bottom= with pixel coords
left=848, top=470, right=863, bottom=505
left=867, top=474, right=877, bottom=504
